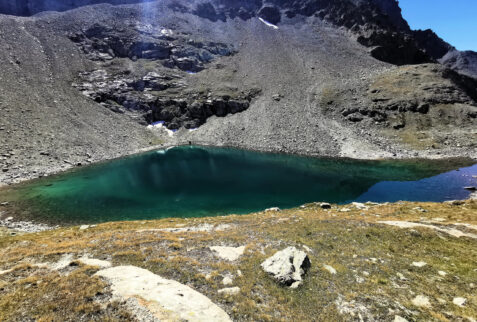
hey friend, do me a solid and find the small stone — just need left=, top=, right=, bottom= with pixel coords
left=394, top=315, right=408, bottom=322
left=319, top=202, right=331, bottom=209
left=272, top=94, right=281, bottom=101
left=0, top=202, right=9, bottom=206
left=222, top=276, right=233, bottom=286
left=323, top=265, right=337, bottom=275
left=210, top=246, right=245, bottom=261
left=340, top=208, right=351, bottom=212
left=78, top=257, right=112, bottom=268
left=218, top=287, right=240, bottom=296
left=438, top=271, right=447, bottom=277
left=412, top=261, right=427, bottom=268
left=265, top=207, right=280, bottom=212
left=79, top=225, right=90, bottom=230
left=453, top=297, right=466, bottom=307
left=413, top=207, right=427, bottom=212
left=444, top=200, right=465, bottom=206
left=412, top=295, right=431, bottom=308
left=352, top=202, right=368, bottom=210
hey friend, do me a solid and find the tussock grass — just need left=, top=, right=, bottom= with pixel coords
left=0, top=200, right=476, bottom=321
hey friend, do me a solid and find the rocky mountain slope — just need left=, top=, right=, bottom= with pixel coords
left=0, top=0, right=476, bottom=184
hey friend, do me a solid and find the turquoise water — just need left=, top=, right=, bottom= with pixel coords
left=5, top=146, right=476, bottom=224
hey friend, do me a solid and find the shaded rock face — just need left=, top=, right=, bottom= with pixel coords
left=69, top=22, right=259, bottom=129
left=0, top=0, right=153, bottom=16
left=440, top=50, right=477, bottom=80
left=70, top=23, right=235, bottom=72
left=173, top=0, right=451, bottom=66
left=73, top=69, right=260, bottom=130
left=258, top=5, right=281, bottom=25
left=412, top=29, right=453, bottom=60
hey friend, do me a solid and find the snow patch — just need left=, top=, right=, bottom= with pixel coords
left=147, top=121, right=174, bottom=137
left=259, top=17, right=279, bottom=30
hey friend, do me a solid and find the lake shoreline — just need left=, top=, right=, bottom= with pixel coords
left=1, top=140, right=476, bottom=187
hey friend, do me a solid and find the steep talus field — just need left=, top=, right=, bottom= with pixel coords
left=0, top=0, right=476, bottom=184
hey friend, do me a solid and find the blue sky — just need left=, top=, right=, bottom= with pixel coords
left=399, top=0, right=477, bottom=51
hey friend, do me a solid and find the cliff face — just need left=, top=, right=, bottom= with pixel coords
left=172, top=0, right=452, bottom=65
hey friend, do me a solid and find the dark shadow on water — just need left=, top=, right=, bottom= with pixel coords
left=1, top=146, right=476, bottom=225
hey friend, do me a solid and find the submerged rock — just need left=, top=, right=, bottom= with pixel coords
left=261, top=247, right=311, bottom=288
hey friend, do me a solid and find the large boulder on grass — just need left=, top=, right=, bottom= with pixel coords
left=261, top=246, right=311, bottom=288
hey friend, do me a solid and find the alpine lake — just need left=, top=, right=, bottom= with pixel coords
left=1, top=146, right=476, bottom=225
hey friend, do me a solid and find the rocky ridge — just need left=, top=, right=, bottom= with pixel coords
left=0, top=0, right=476, bottom=185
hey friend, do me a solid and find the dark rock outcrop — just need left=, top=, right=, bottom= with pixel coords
left=69, top=23, right=236, bottom=72
left=440, top=50, right=477, bottom=80
left=258, top=5, right=281, bottom=25
left=168, top=0, right=452, bottom=66
left=332, top=64, right=477, bottom=128
left=73, top=69, right=260, bottom=129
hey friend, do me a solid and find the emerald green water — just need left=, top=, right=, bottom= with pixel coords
left=3, top=146, right=476, bottom=224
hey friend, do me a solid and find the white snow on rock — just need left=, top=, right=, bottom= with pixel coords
left=95, top=266, right=231, bottom=322
left=147, top=122, right=175, bottom=137
left=210, top=246, right=245, bottom=261
left=258, top=17, right=279, bottom=30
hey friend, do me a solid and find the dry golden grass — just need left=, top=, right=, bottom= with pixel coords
left=0, top=200, right=476, bottom=321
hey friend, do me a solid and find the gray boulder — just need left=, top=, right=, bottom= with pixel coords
left=261, top=247, right=311, bottom=288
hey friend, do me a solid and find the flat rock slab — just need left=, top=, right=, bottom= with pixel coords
left=78, top=257, right=112, bottom=268
left=95, top=266, right=231, bottom=322
left=210, top=246, right=246, bottom=261
left=378, top=221, right=477, bottom=239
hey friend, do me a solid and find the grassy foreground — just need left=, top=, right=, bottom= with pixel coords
left=0, top=200, right=476, bottom=321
